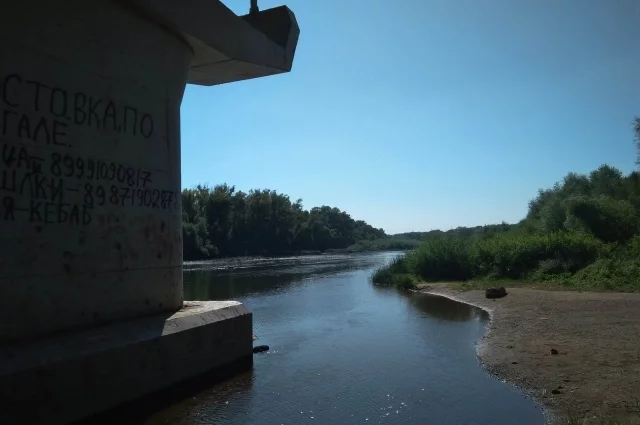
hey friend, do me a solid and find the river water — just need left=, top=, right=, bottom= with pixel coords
left=146, top=252, right=544, bottom=425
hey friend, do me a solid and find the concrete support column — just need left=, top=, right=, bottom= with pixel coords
left=0, top=0, right=190, bottom=342
left=0, top=1, right=299, bottom=424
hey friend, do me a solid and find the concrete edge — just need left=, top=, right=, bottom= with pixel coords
left=69, top=355, right=253, bottom=425
left=118, top=0, right=299, bottom=83
left=0, top=301, right=249, bottom=375
left=1, top=300, right=253, bottom=425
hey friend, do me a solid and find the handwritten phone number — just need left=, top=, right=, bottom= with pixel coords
left=50, top=153, right=152, bottom=188
left=82, top=183, right=177, bottom=210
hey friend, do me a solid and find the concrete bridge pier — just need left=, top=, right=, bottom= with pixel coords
left=0, top=1, right=299, bottom=424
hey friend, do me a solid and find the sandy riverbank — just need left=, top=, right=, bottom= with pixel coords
left=419, top=286, right=640, bottom=424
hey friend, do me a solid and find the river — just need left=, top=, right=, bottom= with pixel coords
left=141, top=252, right=545, bottom=424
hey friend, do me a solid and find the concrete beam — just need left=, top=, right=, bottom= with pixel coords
left=0, top=302, right=253, bottom=425
left=121, top=0, right=300, bottom=86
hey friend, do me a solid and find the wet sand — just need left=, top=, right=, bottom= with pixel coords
left=419, top=286, right=640, bottom=424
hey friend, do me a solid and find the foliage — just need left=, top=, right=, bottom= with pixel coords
left=635, top=116, right=640, bottom=167
left=391, top=222, right=515, bottom=242
left=404, top=235, right=473, bottom=281
left=372, top=117, right=640, bottom=292
left=389, top=232, right=426, bottom=241
left=181, top=184, right=387, bottom=260
left=564, top=195, right=638, bottom=242
left=371, top=257, right=416, bottom=289
left=330, top=238, right=420, bottom=253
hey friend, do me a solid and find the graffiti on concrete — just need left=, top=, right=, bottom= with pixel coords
left=0, top=72, right=178, bottom=226
left=1, top=74, right=155, bottom=144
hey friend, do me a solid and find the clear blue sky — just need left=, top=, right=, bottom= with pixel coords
left=181, top=0, right=640, bottom=235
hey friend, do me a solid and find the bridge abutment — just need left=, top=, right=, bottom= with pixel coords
left=0, top=1, right=298, bottom=423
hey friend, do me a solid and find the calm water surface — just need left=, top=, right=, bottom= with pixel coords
left=146, top=252, right=544, bottom=425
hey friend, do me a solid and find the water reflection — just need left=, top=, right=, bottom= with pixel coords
left=142, top=371, right=254, bottom=425
left=407, top=292, right=489, bottom=322
left=79, top=369, right=254, bottom=425
left=183, top=254, right=392, bottom=301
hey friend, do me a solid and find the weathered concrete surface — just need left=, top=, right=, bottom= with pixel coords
left=0, top=1, right=298, bottom=423
left=0, top=0, right=300, bottom=343
left=123, top=0, right=300, bottom=85
left=0, top=0, right=190, bottom=342
left=0, top=301, right=253, bottom=425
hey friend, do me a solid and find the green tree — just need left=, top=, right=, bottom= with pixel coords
left=180, top=184, right=387, bottom=260
left=634, top=116, right=640, bottom=167
left=564, top=195, right=638, bottom=243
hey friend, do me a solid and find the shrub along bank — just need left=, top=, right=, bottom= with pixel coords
left=373, top=119, right=640, bottom=291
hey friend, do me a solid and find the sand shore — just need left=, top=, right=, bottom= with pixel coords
left=419, top=286, right=640, bottom=424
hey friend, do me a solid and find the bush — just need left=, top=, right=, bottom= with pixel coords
left=623, top=235, right=640, bottom=257
left=536, top=258, right=575, bottom=275
left=369, top=160, right=640, bottom=292
left=371, top=256, right=412, bottom=287
left=469, top=231, right=603, bottom=279
left=539, top=195, right=567, bottom=232
left=372, top=230, right=608, bottom=288
left=182, top=220, right=216, bottom=260
left=404, top=235, right=472, bottom=281
left=371, top=265, right=394, bottom=286
left=562, top=239, right=640, bottom=291
left=390, top=273, right=416, bottom=289
left=566, top=258, right=640, bottom=291
left=565, top=195, right=638, bottom=243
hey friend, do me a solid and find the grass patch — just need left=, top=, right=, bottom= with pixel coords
left=371, top=257, right=418, bottom=289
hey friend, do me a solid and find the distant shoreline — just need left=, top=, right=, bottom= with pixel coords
left=182, top=247, right=411, bottom=263
left=182, top=239, right=417, bottom=262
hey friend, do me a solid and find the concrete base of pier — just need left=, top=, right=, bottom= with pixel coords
left=0, top=301, right=253, bottom=425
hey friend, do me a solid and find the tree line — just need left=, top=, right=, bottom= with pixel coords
left=374, top=117, right=640, bottom=291
left=181, top=184, right=386, bottom=260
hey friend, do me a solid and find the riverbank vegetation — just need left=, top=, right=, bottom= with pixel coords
left=181, top=185, right=389, bottom=260
left=326, top=237, right=420, bottom=254
left=373, top=118, right=640, bottom=291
